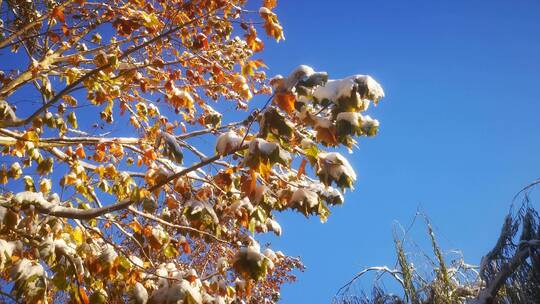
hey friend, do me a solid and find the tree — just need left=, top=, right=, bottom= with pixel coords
left=333, top=180, right=540, bottom=304
left=0, top=0, right=385, bottom=303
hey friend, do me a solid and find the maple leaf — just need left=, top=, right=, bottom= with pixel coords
left=273, top=92, right=296, bottom=114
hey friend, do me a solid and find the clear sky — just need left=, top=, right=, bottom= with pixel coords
left=255, top=0, right=540, bottom=302
left=3, top=1, right=540, bottom=303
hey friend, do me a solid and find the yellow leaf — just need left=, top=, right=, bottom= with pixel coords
left=256, top=159, right=272, bottom=180
left=72, top=227, right=84, bottom=245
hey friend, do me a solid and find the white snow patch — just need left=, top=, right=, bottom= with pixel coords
left=290, top=188, right=319, bottom=208
left=186, top=200, right=219, bottom=223
left=11, top=258, right=45, bottom=282
left=216, top=131, right=243, bottom=155
left=318, top=152, right=357, bottom=182
left=99, top=244, right=118, bottom=264
left=266, top=218, right=282, bottom=236
left=361, top=114, right=380, bottom=128
left=132, top=282, right=149, bottom=304
left=313, top=75, right=384, bottom=103
left=0, top=239, right=19, bottom=270
left=249, top=138, right=278, bottom=155
left=336, top=112, right=360, bottom=127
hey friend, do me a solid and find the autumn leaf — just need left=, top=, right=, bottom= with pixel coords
left=316, top=125, right=338, bottom=146
left=49, top=32, right=61, bottom=43
left=52, top=6, right=66, bottom=23
left=297, top=158, right=307, bottom=178
left=79, top=287, right=90, bottom=304
left=263, top=0, right=278, bottom=9
left=274, top=92, right=296, bottom=114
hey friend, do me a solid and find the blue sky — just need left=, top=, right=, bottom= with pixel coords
left=2, top=0, right=540, bottom=303
left=255, top=0, right=540, bottom=302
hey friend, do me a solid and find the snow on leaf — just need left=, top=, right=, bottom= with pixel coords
left=316, top=152, right=357, bottom=190
left=216, top=131, right=243, bottom=155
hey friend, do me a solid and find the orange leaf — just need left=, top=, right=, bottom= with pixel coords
left=75, top=144, right=86, bottom=158
left=263, top=0, right=278, bottom=9
left=52, top=6, right=65, bottom=23
left=297, top=158, right=307, bottom=178
left=79, top=287, right=90, bottom=304
left=129, top=220, right=143, bottom=234
left=62, top=24, right=69, bottom=36
left=241, top=170, right=257, bottom=197
left=274, top=92, right=296, bottom=114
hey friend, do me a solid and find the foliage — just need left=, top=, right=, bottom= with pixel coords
left=333, top=181, right=540, bottom=304
left=0, top=0, right=385, bottom=303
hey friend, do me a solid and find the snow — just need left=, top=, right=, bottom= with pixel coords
left=285, top=65, right=315, bottom=89
left=73, top=256, right=88, bottom=278
left=99, top=244, right=118, bottom=264
left=151, top=226, right=169, bottom=245
left=290, top=188, right=319, bottom=208
left=0, top=239, right=19, bottom=270
left=259, top=7, right=272, bottom=16
left=157, top=159, right=202, bottom=180
left=337, top=112, right=360, bottom=127
left=314, top=116, right=332, bottom=129
left=54, top=238, right=76, bottom=255
left=13, top=191, right=52, bottom=207
left=170, top=87, right=194, bottom=106
left=246, top=243, right=263, bottom=262
left=39, top=235, right=55, bottom=259
left=228, top=197, right=254, bottom=216
left=263, top=248, right=278, bottom=261
left=313, top=78, right=354, bottom=102
left=10, top=161, right=21, bottom=173
left=216, top=131, right=243, bottom=155
left=11, top=258, right=45, bottom=282
left=234, top=278, right=246, bottom=290
left=250, top=138, right=278, bottom=155
left=150, top=279, right=202, bottom=304
left=245, top=138, right=291, bottom=165
left=269, top=75, right=285, bottom=90
left=317, top=152, right=357, bottom=182
left=186, top=200, right=219, bottom=223
left=253, top=185, right=268, bottom=204
left=266, top=258, right=275, bottom=271
left=355, top=75, right=385, bottom=102
left=266, top=218, right=282, bottom=236
left=361, top=114, right=380, bottom=128
left=313, top=75, right=384, bottom=104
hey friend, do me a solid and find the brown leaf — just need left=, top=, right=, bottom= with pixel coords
left=49, top=32, right=61, bottom=43
left=52, top=6, right=66, bottom=23
left=316, top=125, right=338, bottom=146
left=297, top=158, right=307, bottom=178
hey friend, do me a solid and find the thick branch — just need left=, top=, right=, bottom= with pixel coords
left=13, top=145, right=247, bottom=220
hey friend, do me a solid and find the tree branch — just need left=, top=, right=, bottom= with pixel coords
left=0, top=6, right=223, bottom=128
left=11, top=145, right=247, bottom=220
